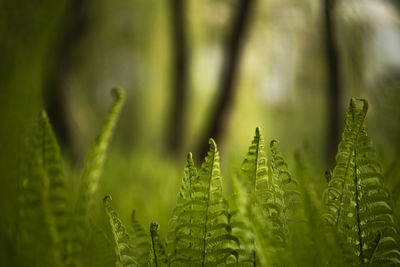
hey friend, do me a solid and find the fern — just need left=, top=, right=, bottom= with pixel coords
left=290, top=150, right=348, bottom=266
left=167, top=139, right=240, bottom=266
left=68, top=87, right=125, bottom=266
left=166, top=153, right=198, bottom=263
left=150, top=221, right=168, bottom=266
left=103, top=195, right=138, bottom=267
left=17, top=111, right=68, bottom=267
left=267, top=139, right=295, bottom=245
left=102, top=197, right=153, bottom=267
left=236, top=127, right=268, bottom=265
left=76, top=87, right=125, bottom=217
left=17, top=88, right=125, bottom=267
left=323, top=98, right=400, bottom=266
left=40, top=111, right=70, bottom=255
left=130, top=211, right=151, bottom=265
left=234, top=128, right=298, bottom=266
left=15, top=92, right=400, bottom=267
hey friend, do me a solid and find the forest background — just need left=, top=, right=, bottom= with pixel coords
left=1, top=0, right=400, bottom=258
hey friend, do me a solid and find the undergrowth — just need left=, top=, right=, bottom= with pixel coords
left=13, top=90, right=400, bottom=266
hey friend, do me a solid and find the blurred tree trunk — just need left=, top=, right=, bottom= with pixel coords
left=44, top=0, right=88, bottom=161
left=167, top=0, right=189, bottom=158
left=196, top=0, right=255, bottom=159
left=323, top=0, right=341, bottom=165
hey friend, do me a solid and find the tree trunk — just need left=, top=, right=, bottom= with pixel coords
left=323, top=0, right=341, bottom=165
left=196, top=0, right=255, bottom=159
left=167, top=0, right=189, bottom=158
left=44, top=0, right=88, bottom=162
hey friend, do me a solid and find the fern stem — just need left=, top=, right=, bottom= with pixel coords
left=353, top=147, right=363, bottom=264
left=150, top=222, right=159, bottom=267
left=335, top=100, right=364, bottom=227
left=252, top=129, right=260, bottom=266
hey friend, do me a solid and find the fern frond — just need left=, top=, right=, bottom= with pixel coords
left=130, top=211, right=151, bottom=265
left=231, top=172, right=271, bottom=267
left=68, top=87, right=125, bottom=266
left=76, top=87, right=125, bottom=216
left=235, top=127, right=269, bottom=265
left=17, top=111, right=68, bottom=267
left=167, top=153, right=198, bottom=263
left=323, top=98, right=368, bottom=227
left=323, top=98, right=400, bottom=266
left=40, top=111, right=70, bottom=247
left=150, top=221, right=167, bottom=266
left=267, top=140, right=293, bottom=244
left=290, top=150, right=351, bottom=266
left=103, top=195, right=138, bottom=267
left=234, top=129, right=299, bottom=266
left=167, top=140, right=240, bottom=266
left=241, top=127, right=268, bottom=194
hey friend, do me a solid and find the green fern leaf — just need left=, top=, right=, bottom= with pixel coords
left=17, top=111, right=68, bottom=267
left=167, top=140, right=240, bottom=266
left=104, top=195, right=138, bottom=267
left=167, top=153, right=197, bottom=263
left=76, top=87, right=125, bottom=216
left=234, top=129, right=299, bottom=266
left=150, top=221, right=168, bottom=266
left=68, top=87, right=125, bottom=266
left=130, top=211, right=151, bottom=265
left=323, top=98, right=400, bottom=266
left=236, top=127, right=269, bottom=265
left=40, top=111, right=70, bottom=247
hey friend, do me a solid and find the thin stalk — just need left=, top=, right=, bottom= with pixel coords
left=354, top=147, right=364, bottom=264
left=252, top=133, right=260, bottom=266
left=150, top=223, right=159, bottom=267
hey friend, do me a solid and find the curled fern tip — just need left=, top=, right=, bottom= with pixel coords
left=270, top=139, right=279, bottom=147
left=103, top=195, right=112, bottom=204
left=111, top=87, right=125, bottom=101
left=208, top=138, right=217, bottom=150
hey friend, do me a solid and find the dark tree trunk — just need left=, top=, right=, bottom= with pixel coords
left=44, top=0, right=88, bottom=160
left=196, top=0, right=255, bottom=159
left=323, top=0, right=341, bottom=165
left=167, top=0, right=189, bottom=158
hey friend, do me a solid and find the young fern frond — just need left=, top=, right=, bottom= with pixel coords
left=267, top=140, right=292, bottom=245
left=17, top=111, right=68, bottom=267
left=323, top=98, right=368, bottom=227
left=323, top=98, right=400, bottom=266
left=130, top=211, right=151, bottom=266
left=103, top=195, right=138, bottom=267
left=291, top=151, right=349, bottom=266
left=354, top=127, right=400, bottom=266
left=167, top=139, right=240, bottom=266
left=150, top=221, right=167, bottom=267
left=76, top=87, right=125, bottom=217
left=241, top=127, right=268, bottom=194
left=40, top=111, right=70, bottom=247
left=236, top=127, right=268, bottom=265
left=68, top=87, right=125, bottom=266
left=167, top=153, right=198, bottom=264
left=235, top=129, right=299, bottom=266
